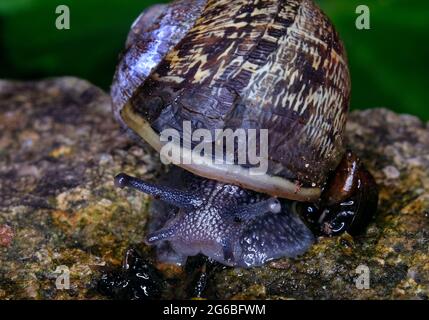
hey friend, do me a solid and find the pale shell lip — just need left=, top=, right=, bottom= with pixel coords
left=120, top=103, right=322, bottom=202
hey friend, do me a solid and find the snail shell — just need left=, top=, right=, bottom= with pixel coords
left=111, top=0, right=351, bottom=202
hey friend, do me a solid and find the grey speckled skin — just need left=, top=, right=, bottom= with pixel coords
left=115, top=168, right=314, bottom=267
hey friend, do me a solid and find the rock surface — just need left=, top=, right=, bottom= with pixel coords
left=0, top=77, right=428, bottom=300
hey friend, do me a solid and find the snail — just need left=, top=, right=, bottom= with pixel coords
left=111, top=0, right=378, bottom=267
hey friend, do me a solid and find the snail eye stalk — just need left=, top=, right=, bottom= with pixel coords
left=228, top=198, right=281, bottom=222
left=145, top=226, right=177, bottom=244
left=114, top=173, right=203, bottom=208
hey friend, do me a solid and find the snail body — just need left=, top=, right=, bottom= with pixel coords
left=112, top=0, right=378, bottom=267
left=116, top=168, right=314, bottom=267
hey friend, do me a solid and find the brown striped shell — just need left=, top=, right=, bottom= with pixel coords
left=111, top=0, right=351, bottom=202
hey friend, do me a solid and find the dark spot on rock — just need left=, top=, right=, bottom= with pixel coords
left=34, top=166, right=86, bottom=197
left=339, top=237, right=353, bottom=249
left=79, top=87, right=101, bottom=105
left=393, top=243, right=404, bottom=253
left=373, top=263, right=408, bottom=290
left=418, top=293, right=428, bottom=300
left=21, top=195, right=51, bottom=209
left=97, top=248, right=164, bottom=300
left=184, top=254, right=225, bottom=298
left=0, top=169, right=17, bottom=180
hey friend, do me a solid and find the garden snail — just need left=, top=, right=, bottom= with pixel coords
left=111, top=0, right=379, bottom=267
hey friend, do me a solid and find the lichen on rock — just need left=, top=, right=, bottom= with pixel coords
left=0, top=77, right=428, bottom=299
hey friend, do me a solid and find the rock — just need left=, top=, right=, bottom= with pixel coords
left=0, top=77, right=428, bottom=299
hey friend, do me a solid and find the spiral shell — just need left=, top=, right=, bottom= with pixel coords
left=111, top=0, right=351, bottom=202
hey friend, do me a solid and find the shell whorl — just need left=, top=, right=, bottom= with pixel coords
left=111, top=0, right=208, bottom=127
left=112, top=0, right=351, bottom=200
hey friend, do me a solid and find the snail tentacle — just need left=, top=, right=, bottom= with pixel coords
left=114, top=173, right=204, bottom=208
left=228, top=198, right=281, bottom=222
left=146, top=225, right=177, bottom=244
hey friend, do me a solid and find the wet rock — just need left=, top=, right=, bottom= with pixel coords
left=0, top=77, right=428, bottom=299
left=0, top=78, right=155, bottom=299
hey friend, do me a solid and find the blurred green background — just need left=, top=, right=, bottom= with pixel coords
left=0, top=0, right=428, bottom=120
